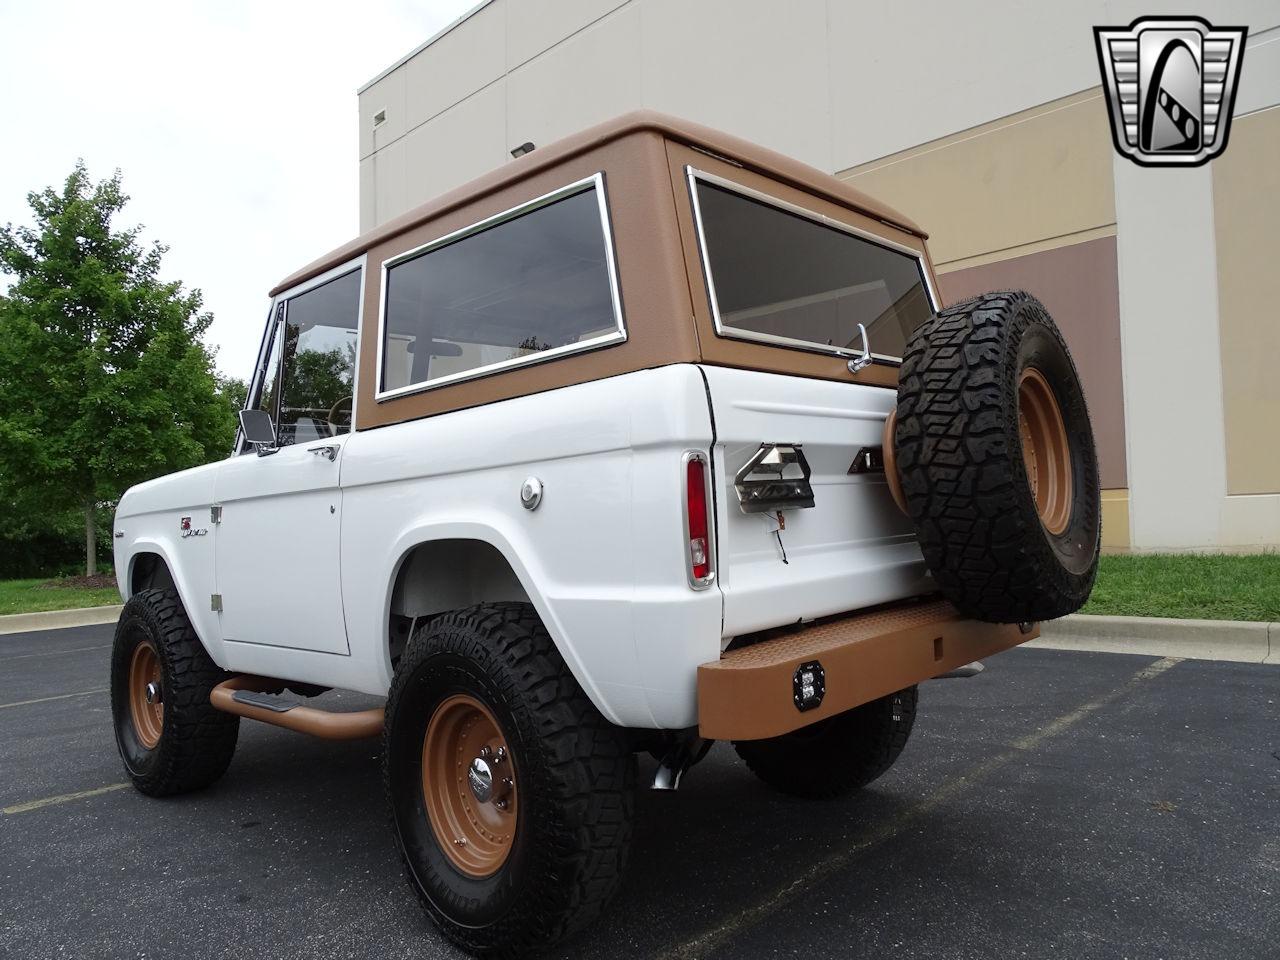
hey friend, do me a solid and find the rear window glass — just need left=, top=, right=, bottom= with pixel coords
left=379, top=178, right=624, bottom=396
left=691, top=178, right=933, bottom=361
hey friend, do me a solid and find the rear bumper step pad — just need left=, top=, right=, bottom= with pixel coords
left=698, top=599, right=1037, bottom=741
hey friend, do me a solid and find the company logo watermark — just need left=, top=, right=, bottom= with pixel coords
left=1094, top=16, right=1246, bottom=167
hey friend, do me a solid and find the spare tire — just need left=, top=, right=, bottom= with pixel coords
left=894, top=290, right=1100, bottom=623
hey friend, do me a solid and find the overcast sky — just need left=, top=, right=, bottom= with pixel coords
left=0, top=0, right=476, bottom=379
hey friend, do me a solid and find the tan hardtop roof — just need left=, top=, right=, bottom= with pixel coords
left=270, top=110, right=925, bottom=297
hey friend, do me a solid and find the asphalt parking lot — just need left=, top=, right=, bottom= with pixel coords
left=1, top=624, right=1276, bottom=960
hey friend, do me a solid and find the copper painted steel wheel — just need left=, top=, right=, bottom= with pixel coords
left=422, top=693, right=518, bottom=878
left=1017, top=366, right=1074, bottom=536
left=127, top=640, right=164, bottom=749
left=881, top=406, right=908, bottom=514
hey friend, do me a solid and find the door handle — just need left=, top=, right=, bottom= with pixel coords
left=846, top=322, right=873, bottom=374
left=308, top=444, right=339, bottom=462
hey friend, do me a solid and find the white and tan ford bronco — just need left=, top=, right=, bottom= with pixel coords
left=110, top=112, right=1100, bottom=956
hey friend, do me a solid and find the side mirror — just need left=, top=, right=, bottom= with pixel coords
left=239, top=409, right=278, bottom=456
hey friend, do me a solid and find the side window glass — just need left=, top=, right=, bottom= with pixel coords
left=276, top=269, right=361, bottom=446
left=380, top=180, right=623, bottom=394
left=691, top=178, right=933, bottom=361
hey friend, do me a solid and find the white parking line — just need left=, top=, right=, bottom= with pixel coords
left=0, top=688, right=107, bottom=710
left=658, top=656, right=1185, bottom=960
left=1011, top=656, right=1182, bottom=752
left=0, top=644, right=111, bottom=662
left=3, top=783, right=129, bottom=815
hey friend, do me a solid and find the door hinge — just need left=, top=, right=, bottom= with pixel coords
left=211, top=593, right=223, bottom=613
left=210, top=504, right=223, bottom=524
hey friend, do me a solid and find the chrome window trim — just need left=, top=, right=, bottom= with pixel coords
left=238, top=305, right=285, bottom=460
left=685, top=166, right=940, bottom=365
left=235, top=256, right=366, bottom=454
left=374, top=172, right=627, bottom=402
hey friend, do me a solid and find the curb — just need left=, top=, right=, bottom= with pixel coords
left=0, top=605, right=122, bottom=636
left=2, top=606, right=1276, bottom=665
left=1030, top=613, right=1278, bottom=665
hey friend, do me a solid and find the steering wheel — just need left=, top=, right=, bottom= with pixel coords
left=327, top=396, right=353, bottom=433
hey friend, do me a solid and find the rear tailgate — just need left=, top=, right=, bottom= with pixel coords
left=702, top=365, right=931, bottom=639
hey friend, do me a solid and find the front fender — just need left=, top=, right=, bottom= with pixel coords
left=116, top=534, right=225, bottom=666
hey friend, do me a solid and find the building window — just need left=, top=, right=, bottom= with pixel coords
left=378, top=175, right=625, bottom=397
left=690, top=173, right=934, bottom=362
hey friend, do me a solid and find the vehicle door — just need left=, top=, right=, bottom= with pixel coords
left=214, top=262, right=363, bottom=654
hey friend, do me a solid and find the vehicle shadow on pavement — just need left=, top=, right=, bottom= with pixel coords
left=214, top=728, right=933, bottom=960
left=550, top=747, right=931, bottom=959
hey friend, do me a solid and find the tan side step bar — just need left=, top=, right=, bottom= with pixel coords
left=210, top=675, right=384, bottom=740
left=698, top=598, right=1037, bottom=741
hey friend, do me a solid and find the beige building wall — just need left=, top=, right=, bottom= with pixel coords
left=1208, top=24, right=1280, bottom=547
left=1115, top=28, right=1280, bottom=551
left=357, top=4, right=1280, bottom=551
left=838, top=91, right=1131, bottom=548
left=835, top=90, right=1116, bottom=270
left=1214, top=106, right=1280, bottom=496
left=359, top=1, right=1280, bottom=231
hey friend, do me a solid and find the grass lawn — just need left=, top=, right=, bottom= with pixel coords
left=1081, top=553, right=1280, bottom=622
left=0, top=577, right=121, bottom=615
left=2, top=554, right=1276, bottom=622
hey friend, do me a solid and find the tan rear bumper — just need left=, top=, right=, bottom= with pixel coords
left=697, top=598, right=1037, bottom=741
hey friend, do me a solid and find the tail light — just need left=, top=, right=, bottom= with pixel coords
left=683, top=452, right=715, bottom=589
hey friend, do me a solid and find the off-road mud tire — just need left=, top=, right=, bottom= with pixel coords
left=895, top=290, right=1101, bottom=623
left=384, top=602, right=635, bottom=957
left=110, top=587, right=239, bottom=796
left=734, top=686, right=918, bottom=799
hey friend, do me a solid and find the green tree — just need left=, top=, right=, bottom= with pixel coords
left=0, top=162, right=236, bottom=575
left=217, top=374, right=249, bottom=423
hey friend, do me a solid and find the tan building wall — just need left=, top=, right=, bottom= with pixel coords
left=838, top=91, right=1131, bottom=548
left=1214, top=106, right=1280, bottom=496
left=358, top=2, right=1280, bottom=233
left=835, top=90, right=1116, bottom=270
left=358, top=6, right=1280, bottom=551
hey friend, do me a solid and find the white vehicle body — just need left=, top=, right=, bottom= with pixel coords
left=113, top=111, right=943, bottom=732
left=108, top=113, right=1088, bottom=958
left=114, top=361, right=929, bottom=729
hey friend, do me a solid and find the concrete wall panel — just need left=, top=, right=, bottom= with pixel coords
left=403, top=0, right=506, bottom=131
left=827, top=2, right=1103, bottom=170
left=1234, top=25, right=1280, bottom=115
left=401, top=82, right=510, bottom=217
left=505, top=5, right=642, bottom=158
left=639, top=0, right=832, bottom=171
left=505, top=0, right=630, bottom=69
left=1113, top=159, right=1226, bottom=549
left=358, top=68, right=406, bottom=161
left=368, top=138, right=407, bottom=233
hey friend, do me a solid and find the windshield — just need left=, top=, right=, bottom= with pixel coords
left=691, top=177, right=934, bottom=361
